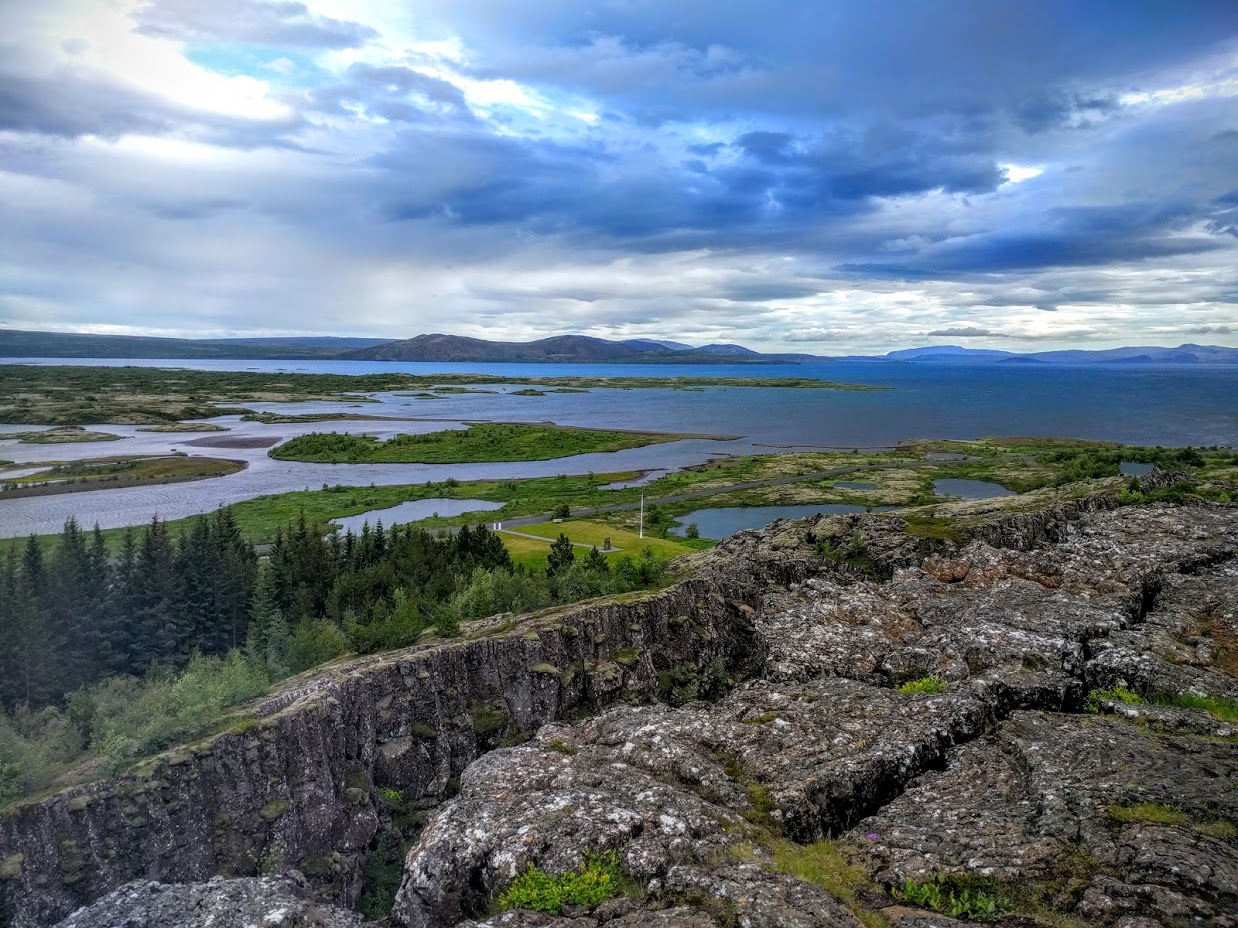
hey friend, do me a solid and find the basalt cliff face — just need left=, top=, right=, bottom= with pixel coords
left=2, top=493, right=1235, bottom=928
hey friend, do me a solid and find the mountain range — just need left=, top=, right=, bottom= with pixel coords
left=1, top=329, right=1235, bottom=365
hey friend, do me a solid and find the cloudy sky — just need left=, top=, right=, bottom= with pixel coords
left=2, top=0, right=1237, bottom=352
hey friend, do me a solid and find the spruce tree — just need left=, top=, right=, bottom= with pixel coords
left=547, top=533, right=575, bottom=576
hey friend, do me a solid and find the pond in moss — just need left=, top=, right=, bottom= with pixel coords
left=932, top=478, right=1016, bottom=500
left=671, top=503, right=898, bottom=539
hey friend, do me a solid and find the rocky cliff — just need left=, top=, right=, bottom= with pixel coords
left=2, top=493, right=1235, bottom=928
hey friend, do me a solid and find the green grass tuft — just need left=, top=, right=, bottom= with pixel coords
left=897, top=675, right=948, bottom=695
left=1085, top=685, right=1144, bottom=712
left=1107, top=802, right=1189, bottom=826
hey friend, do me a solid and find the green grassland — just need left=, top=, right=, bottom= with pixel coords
left=0, top=455, right=245, bottom=499
left=10, top=426, right=124, bottom=444
left=0, top=364, right=885, bottom=426
left=269, top=423, right=715, bottom=464
left=501, top=520, right=699, bottom=570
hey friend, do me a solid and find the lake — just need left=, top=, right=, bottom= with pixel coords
left=1, top=358, right=1233, bottom=538
left=330, top=498, right=503, bottom=534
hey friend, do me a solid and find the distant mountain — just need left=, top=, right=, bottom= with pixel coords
left=885, top=345, right=1016, bottom=361
left=0, top=329, right=393, bottom=360
left=347, top=333, right=786, bottom=364
left=879, top=343, right=1238, bottom=365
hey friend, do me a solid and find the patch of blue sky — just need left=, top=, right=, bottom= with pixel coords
left=184, top=44, right=323, bottom=88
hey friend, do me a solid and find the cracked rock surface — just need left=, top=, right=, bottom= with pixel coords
left=11, top=499, right=1238, bottom=928
left=394, top=504, right=1238, bottom=928
left=52, top=874, right=369, bottom=928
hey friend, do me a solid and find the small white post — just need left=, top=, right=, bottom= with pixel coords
left=639, top=494, right=644, bottom=539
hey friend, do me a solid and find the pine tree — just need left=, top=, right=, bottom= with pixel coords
left=547, top=533, right=575, bottom=576
left=134, top=517, right=183, bottom=669
left=48, top=519, right=93, bottom=696
left=246, top=563, right=279, bottom=676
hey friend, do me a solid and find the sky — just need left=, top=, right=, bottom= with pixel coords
left=1, top=1, right=1237, bottom=353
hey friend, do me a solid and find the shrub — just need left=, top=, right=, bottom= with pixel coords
left=901, top=875, right=1006, bottom=921
left=897, top=675, right=948, bottom=695
left=497, top=851, right=623, bottom=915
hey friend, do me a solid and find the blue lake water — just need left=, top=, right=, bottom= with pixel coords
left=1119, top=461, right=1156, bottom=476
left=7, top=356, right=1234, bottom=447
left=1, top=357, right=1234, bottom=537
left=330, top=498, right=503, bottom=534
left=933, top=478, right=1017, bottom=500
left=672, top=503, right=899, bottom=539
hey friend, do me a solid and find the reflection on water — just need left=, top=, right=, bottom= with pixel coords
left=330, top=498, right=503, bottom=534
left=933, top=478, right=1016, bottom=500
left=671, top=503, right=898, bottom=539
left=1119, top=461, right=1155, bottom=477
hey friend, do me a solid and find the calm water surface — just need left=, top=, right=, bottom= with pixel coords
left=1, top=358, right=1233, bottom=537
left=672, top=503, right=899, bottom=539
left=933, top=478, right=1017, bottom=500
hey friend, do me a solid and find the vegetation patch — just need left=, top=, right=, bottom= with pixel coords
left=136, top=422, right=229, bottom=432
left=270, top=423, right=701, bottom=464
left=1085, top=686, right=1144, bottom=712
left=900, top=874, right=1008, bottom=921
left=1107, top=802, right=1189, bottom=826
left=496, top=851, right=624, bottom=915
left=14, top=427, right=123, bottom=444
left=897, top=675, right=948, bottom=695
left=0, top=455, right=244, bottom=499
left=1155, top=692, right=1238, bottom=723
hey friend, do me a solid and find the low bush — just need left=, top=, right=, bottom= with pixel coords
left=897, top=675, right=948, bottom=695
left=497, top=851, right=623, bottom=914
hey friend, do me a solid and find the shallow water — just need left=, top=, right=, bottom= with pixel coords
left=1119, top=461, right=1156, bottom=476
left=671, top=503, right=898, bottom=539
left=330, top=498, right=503, bottom=534
left=933, top=478, right=1017, bottom=500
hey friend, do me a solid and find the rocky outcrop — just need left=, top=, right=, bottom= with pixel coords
left=51, top=873, right=367, bottom=928
left=6, top=499, right=1237, bottom=928
left=391, top=504, right=1238, bottom=928
left=1, top=577, right=770, bottom=928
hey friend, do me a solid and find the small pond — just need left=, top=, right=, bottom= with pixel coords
left=671, top=503, right=898, bottom=539
left=933, top=478, right=1016, bottom=500
left=1119, top=461, right=1156, bottom=477
left=833, top=481, right=877, bottom=490
left=331, top=498, right=503, bottom=534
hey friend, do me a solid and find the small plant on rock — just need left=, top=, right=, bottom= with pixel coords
left=1085, top=685, right=1144, bottom=713
left=897, top=675, right=948, bottom=695
left=497, top=850, right=623, bottom=915
left=901, top=874, right=1006, bottom=921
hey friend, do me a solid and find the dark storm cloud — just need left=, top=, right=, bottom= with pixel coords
left=842, top=201, right=1231, bottom=278
left=429, top=0, right=1238, bottom=120
left=135, top=0, right=377, bottom=48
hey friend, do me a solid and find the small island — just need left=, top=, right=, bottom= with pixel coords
left=269, top=422, right=728, bottom=464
